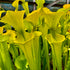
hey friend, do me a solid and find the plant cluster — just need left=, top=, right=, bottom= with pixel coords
left=0, top=0, right=70, bottom=70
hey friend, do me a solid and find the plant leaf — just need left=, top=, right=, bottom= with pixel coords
left=35, top=0, right=45, bottom=9
left=22, top=2, right=29, bottom=15
left=45, top=12, right=64, bottom=29
left=1, top=11, right=25, bottom=31
left=45, top=33, right=65, bottom=43
left=12, top=0, right=19, bottom=11
left=25, top=7, right=51, bottom=26
left=0, top=11, right=25, bottom=42
left=2, top=30, right=16, bottom=43
left=45, top=33, right=65, bottom=70
left=0, top=42, right=15, bottom=70
left=15, top=55, right=28, bottom=70
left=17, top=31, right=42, bottom=70
left=12, top=0, right=29, bottom=15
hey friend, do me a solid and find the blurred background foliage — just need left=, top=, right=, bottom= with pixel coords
left=0, top=0, right=69, bottom=12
